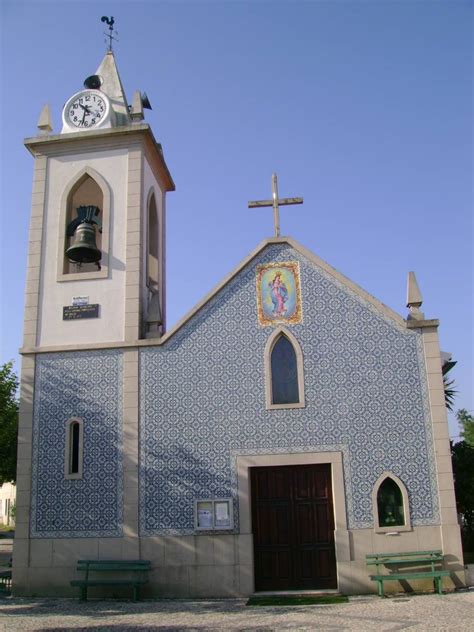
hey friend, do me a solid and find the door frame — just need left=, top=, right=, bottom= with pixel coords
left=236, top=451, right=350, bottom=593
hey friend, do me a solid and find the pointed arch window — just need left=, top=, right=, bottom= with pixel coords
left=265, top=328, right=305, bottom=409
left=372, top=473, right=411, bottom=532
left=57, top=167, right=111, bottom=281
left=147, top=191, right=159, bottom=288
left=64, top=417, right=84, bottom=479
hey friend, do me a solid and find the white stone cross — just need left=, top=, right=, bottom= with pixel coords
left=248, top=173, right=303, bottom=238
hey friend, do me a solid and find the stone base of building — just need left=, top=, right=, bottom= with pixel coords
left=12, top=524, right=466, bottom=598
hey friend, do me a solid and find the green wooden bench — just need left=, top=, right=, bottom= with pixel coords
left=70, top=559, right=151, bottom=601
left=0, top=557, right=12, bottom=594
left=366, top=550, right=450, bottom=596
left=0, top=569, right=12, bottom=594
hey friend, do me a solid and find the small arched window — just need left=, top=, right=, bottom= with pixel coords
left=265, top=328, right=305, bottom=409
left=65, top=418, right=84, bottom=479
left=372, top=472, right=411, bottom=532
left=147, top=191, right=159, bottom=287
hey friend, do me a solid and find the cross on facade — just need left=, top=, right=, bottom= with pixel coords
left=248, top=173, right=303, bottom=238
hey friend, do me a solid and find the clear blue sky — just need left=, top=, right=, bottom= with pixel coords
left=1, top=0, right=472, bottom=437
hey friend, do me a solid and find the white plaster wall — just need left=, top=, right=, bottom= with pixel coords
left=0, top=483, right=16, bottom=525
left=37, top=149, right=128, bottom=346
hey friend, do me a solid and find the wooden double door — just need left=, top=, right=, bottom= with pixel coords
left=251, top=464, right=337, bottom=591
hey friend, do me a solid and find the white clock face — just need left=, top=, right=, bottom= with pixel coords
left=66, top=91, right=108, bottom=129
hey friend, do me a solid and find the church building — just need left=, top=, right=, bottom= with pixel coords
left=13, top=45, right=464, bottom=598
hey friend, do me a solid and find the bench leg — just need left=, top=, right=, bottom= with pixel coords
left=80, top=585, right=87, bottom=601
left=435, top=576, right=442, bottom=595
left=377, top=579, right=384, bottom=597
left=133, top=585, right=139, bottom=601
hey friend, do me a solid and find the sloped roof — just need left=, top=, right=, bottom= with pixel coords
left=95, top=51, right=131, bottom=126
left=160, top=236, right=406, bottom=344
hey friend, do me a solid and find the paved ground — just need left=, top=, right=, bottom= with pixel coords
left=0, top=592, right=473, bottom=631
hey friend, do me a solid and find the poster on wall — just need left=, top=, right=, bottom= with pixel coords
left=214, top=501, right=231, bottom=528
left=196, top=501, right=213, bottom=529
left=195, top=499, right=233, bottom=530
left=256, top=261, right=302, bottom=326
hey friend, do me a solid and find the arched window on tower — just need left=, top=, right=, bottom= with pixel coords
left=147, top=192, right=159, bottom=288
left=264, top=328, right=305, bottom=409
left=372, top=472, right=411, bottom=532
left=58, top=167, right=110, bottom=281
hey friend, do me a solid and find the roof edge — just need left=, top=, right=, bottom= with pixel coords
left=24, top=123, right=175, bottom=191
left=160, top=235, right=407, bottom=344
left=160, top=237, right=278, bottom=343
left=282, top=236, right=406, bottom=327
left=20, top=235, right=410, bottom=354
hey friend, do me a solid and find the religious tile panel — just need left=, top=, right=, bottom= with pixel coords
left=31, top=350, right=123, bottom=538
left=256, top=261, right=302, bottom=326
left=140, top=244, right=439, bottom=536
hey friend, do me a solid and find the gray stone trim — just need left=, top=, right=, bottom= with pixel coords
left=24, top=124, right=175, bottom=192
left=122, top=349, right=140, bottom=558
left=12, top=354, right=36, bottom=583
left=420, top=327, right=464, bottom=567
left=407, top=319, right=440, bottom=329
left=125, top=146, right=143, bottom=342
left=22, top=155, right=48, bottom=349
left=161, top=189, right=167, bottom=331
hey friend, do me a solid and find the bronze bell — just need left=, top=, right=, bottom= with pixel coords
left=66, top=222, right=101, bottom=264
left=66, top=205, right=102, bottom=264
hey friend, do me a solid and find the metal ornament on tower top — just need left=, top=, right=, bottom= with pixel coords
left=101, top=16, right=118, bottom=51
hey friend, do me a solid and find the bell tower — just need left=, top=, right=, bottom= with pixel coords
left=22, top=48, right=174, bottom=351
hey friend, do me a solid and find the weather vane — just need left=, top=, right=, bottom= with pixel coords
left=101, top=16, right=118, bottom=52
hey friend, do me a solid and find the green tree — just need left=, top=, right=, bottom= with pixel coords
left=452, top=438, right=474, bottom=554
left=452, top=408, right=474, bottom=555
left=457, top=409, right=474, bottom=447
left=0, top=362, right=19, bottom=484
left=442, top=360, right=457, bottom=411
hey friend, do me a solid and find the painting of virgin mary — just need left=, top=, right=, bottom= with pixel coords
left=256, top=261, right=302, bottom=326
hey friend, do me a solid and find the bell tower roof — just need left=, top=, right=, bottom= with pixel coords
left=95, top=51, right=131, bottom=126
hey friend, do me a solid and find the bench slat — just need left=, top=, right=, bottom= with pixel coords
left=367, top=557, right=443, bottom=566
left=370, top=571, right=450, bottom=581
left=76, top=564, right=150, bottom=572
left=71, top=579, right=148, bottom=587
left=366, top=550, right=442, bottom=559
left=77, top=560, right=150, bottom=565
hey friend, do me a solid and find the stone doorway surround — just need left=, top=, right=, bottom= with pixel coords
left=236, top=451, right=350, bottom=594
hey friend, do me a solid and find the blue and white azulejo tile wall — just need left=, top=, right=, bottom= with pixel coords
left=31, top=349, right=123, bottom=538
left=140, top=243, right=439, bottom=535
